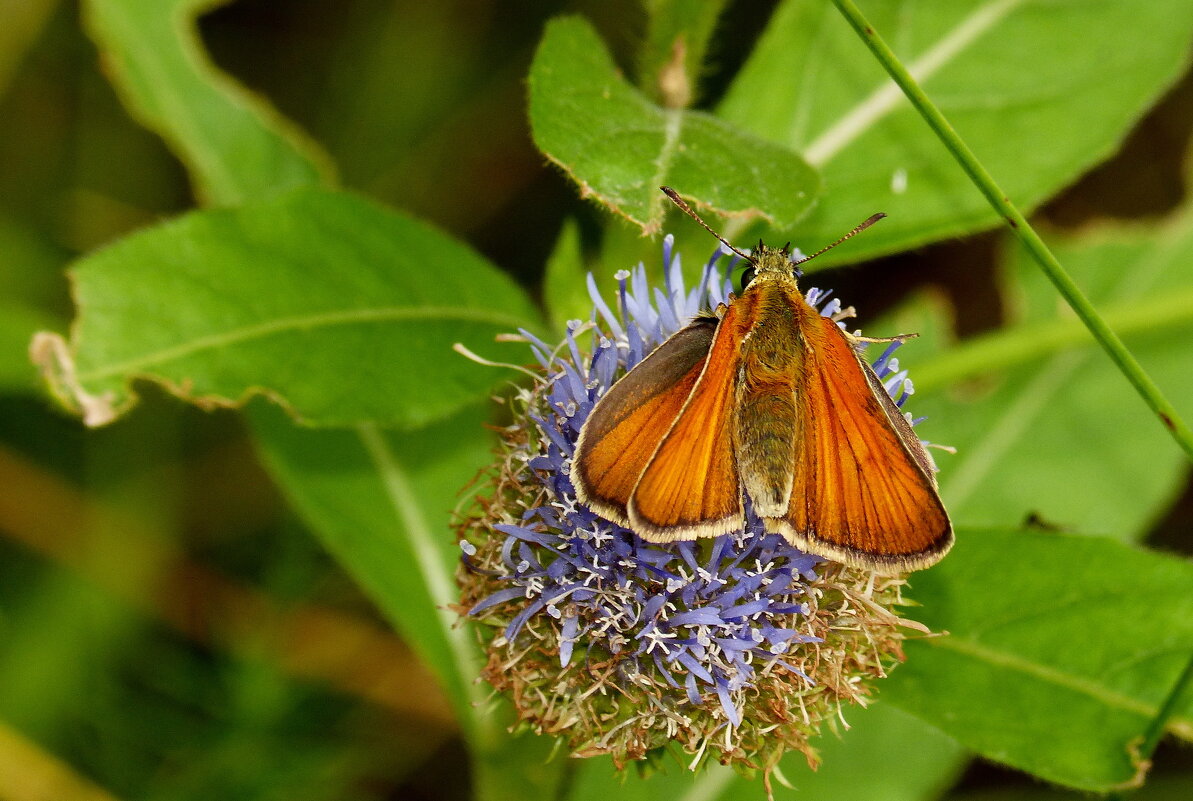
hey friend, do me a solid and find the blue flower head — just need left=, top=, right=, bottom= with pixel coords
left=457, top=236, right=930, bottom=777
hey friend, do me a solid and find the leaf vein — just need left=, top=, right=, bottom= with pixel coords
left=77, top=305, right=529, bottom=381
left=647, top=109, right=686, bottom=224
left=804, top=0, right=1025, bottom=165
left=929, top=635, right=1155, bottom=719
left=355, top=423, right=490, bottom=738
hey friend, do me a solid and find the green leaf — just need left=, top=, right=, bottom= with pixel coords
left=908, top=208, right=1193, bottom=540
left=246, top=402, right=489, bottom=738
left=35, top=187, right=541, bottom=428
left=948, top=775, right=1193, bottom=801
left=83, top=0, right=334, bottom=205
left=779, top=703, right=966, bottom=799
left=718, top=0, right=1193, bottom=263
left=885, top=528, right=1193, bottom=791
left=248, top=403, right=564, bottom=801
left=529, top=16, right=819, bottom=234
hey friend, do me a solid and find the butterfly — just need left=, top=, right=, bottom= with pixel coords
left=570, top=187, right=952, bottom=574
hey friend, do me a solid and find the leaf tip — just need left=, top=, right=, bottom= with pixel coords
left=29, top=331, right=120, bottom=427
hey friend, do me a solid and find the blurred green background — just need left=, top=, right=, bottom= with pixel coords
left=1, top=1, right=1191, bottom=800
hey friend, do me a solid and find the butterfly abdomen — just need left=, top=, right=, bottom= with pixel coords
left=733, top=283, right=807, bottom=516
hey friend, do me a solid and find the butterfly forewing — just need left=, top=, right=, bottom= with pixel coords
left=770, top=312, right=952, bottom=572
left=627, top=302, right=754, bottom=539
left=571, top=318, right=717, bottom=525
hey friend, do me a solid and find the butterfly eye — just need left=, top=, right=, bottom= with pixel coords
left=739, top=265, right=756, bottom=292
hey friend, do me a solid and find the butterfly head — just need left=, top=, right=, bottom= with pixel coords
left=739, top=243, right=800, bottom=292
left=660, top=187, right=885, bottom=294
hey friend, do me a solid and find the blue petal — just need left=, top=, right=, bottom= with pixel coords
left=654, top=286, right=680, bottom=333
left=560, top=612, right=579, bottom=667
left=713, top=637, right=758, bottom=653
left=715, top=679, right=742, bottom=727
left=625, top=316, right=644, bottom=371
left=528, top=413, right=572, bottom=456
left=719, top=598, right=772, bottom=619
left=667, top=607, right=724, bottom=627
left=586, top=272, right=624, bottom=340
left=653, top=652, right=682, bottom=688
left=643, top=594, right=668, bottom=619
left=505, top=597, right=547, bottom=640
left=676, top=651, right=715, bottom=684
left=469, top=586, right=526, bottom=615
left=494, top=523, right=559, bottom=548
left=684, top=672, right=702, bottom=705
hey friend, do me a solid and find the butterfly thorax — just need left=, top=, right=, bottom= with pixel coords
left=736, top=246, right=816, bottom=374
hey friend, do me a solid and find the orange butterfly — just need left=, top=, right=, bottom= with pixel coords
left=570, top=187, right=952, bottom=574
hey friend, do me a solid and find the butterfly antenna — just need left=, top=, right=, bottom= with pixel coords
left=660, top=186, right=755, bottom=264
left=792, top=213, right=886, bottom=265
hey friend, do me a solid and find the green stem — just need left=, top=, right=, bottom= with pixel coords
left=828, top=0, right=1193, bottom=771
left=913, top=285, right=1193, bottom=393
left=828, top=0, right=1193, bottom=465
